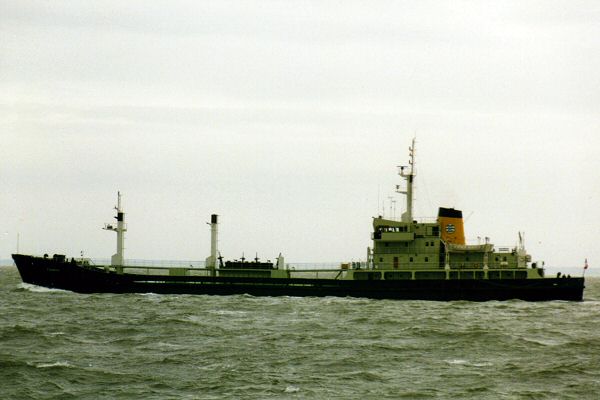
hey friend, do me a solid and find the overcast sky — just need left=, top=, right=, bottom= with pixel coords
left=1, top=1, right=599, bottom=270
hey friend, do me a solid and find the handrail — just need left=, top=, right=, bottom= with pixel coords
left=85, top=258, right=365, bottom=270
left=82, top=258, right=534, bottom=274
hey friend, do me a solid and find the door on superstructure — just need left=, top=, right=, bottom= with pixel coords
left=393, top=257, right=399, bottom=269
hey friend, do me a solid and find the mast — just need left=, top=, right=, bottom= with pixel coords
left=103, top=191, right=127, bottom=266
left=210, top=214, right=218, bottom=268
left=205, top=214, right=219, bottom=276
left=396, top=138, right=416, bottom=223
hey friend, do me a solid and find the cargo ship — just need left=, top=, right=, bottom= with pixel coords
left=12, top=140, right=584, bottom=301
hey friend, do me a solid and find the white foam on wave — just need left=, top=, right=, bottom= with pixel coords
left=17, top=283, right=69, bottom=293
left=36, top=361, right=71, bottom=369
left=522, top=336, right=567, bottom=347
left=138, top=292, right=182, bottom=302
left=284, top=385, right=300, bottom=393
left=157, top=341, right=184, bottom=349
left=138, top=292, right=162, bottom=302
left=209, top=309, right=248, bottom=316
left=471, top=362, right=493, bottom=367
left=445, top=359, right=468, bottom=365
left=444, top=359, right=492, bottom=367
left=185, top=315, right=204, bottom=325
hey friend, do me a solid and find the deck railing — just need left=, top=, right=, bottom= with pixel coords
left=83, top=258, right=529, bottom=271
left=80, top=257, right=538, bottom=281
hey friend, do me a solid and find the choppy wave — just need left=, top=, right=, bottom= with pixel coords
left=16, top=282, right=70, bottom=293
left=2, top=268, right=600, bottom=399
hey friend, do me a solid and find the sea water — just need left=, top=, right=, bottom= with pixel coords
left=1, top=266, right=599, bottom=399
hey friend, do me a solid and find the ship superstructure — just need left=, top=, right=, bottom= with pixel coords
left=369, top=139, right=537, bottom=281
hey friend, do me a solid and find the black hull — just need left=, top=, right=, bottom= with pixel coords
left=12, top=254, right=585, bottom=301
